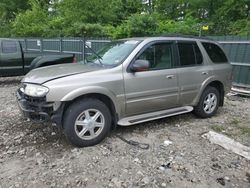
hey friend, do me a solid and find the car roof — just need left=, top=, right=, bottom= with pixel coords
left=121, top=34, right=215, bottom=43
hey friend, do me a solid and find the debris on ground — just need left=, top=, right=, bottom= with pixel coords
left=246, top=172, right=250, bottom=183
left=202, top=131, right=250, bottom=160
left=216, top=177, right=226, bottom=186
left=163, top=140, right=173, bottom=146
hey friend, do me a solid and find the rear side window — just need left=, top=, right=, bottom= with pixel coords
left=202, top=42, right=228, bottom=63
left=2, top=40, right=18, bottom=53
left=194, top=44, right=203, bottom=64
left=177, top=42, right=203, bottom=66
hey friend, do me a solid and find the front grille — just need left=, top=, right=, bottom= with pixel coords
left=24, top=95, right=46, bottom=103
left=17, top=88, right=53, bottom=115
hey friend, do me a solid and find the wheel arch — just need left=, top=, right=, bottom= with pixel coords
left=194, top=79, right=225, bottom=106
left=60, top=92, right=119, bottom=129
left=207, top=81, right=224, bottom=106
left=66, top=93, right=117, bottom=117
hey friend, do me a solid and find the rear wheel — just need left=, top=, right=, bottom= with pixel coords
left=193, top=86, right=220, bottom=118
left=63, top=98, right=112, bottom=147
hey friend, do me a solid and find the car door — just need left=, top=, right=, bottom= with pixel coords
left=123, top=41, right=179, bottom=116
left=0, top=40, right=23, bottom=76
left=175, top=41, right=212, bottom=105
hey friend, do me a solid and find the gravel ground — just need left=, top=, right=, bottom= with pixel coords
left=0, top=77, right=250, bottom=188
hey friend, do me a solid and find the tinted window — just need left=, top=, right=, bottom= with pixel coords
left=194, top=44, right=203, bottom=64
left=2, top=41, right=17, bottom=53
left=177, top=42, right=203, bottom=66
left=137, top=43, right=173, bottom=70
left=178, top=43, right=195, bottom=66
left=202, top=42, right=228, bottom=63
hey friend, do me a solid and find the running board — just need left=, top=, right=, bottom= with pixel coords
left=118, top=106, right=193, bottom=126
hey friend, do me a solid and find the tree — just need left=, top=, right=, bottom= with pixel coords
left=157, top=16, right=199, bottom=35
left=0, top=0, right=30, bottom=37
left=228, top=19, right=250, bottom=35
left=0, top=0, right=30, bottom=21
left=1, top=0, right=250, bottom=37
left=55, top=0, right=117, bottom=25
left=109, top=13, right=158, bottom=38
left=11, top=0, right=50, bottom=37
left=210, top=0, right=250, bottom=34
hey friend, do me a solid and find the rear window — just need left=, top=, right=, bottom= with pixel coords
left=202, top=42, right=228, bottom=63
left=2, top=40, right=18, bottom=53
left=177, top=42, right=203, bottom=66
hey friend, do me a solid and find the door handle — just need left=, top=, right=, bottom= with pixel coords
left=166, top=75, right=175, bottom=79
left=202, top=72, right=208, bottom=75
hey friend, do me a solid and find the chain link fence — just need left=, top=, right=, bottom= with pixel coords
left=211, top=36, right=250, bottom=95
left=17, top=38, right=111, bottom=62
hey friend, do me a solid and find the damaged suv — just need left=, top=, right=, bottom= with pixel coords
left=17, top=36, right=232, bottom=147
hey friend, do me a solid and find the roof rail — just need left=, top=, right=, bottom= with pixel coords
left=158, top=33, right=214, bottom=41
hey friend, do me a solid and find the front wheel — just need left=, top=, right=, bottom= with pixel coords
left=193, top=86, right=220, bottom=118
left=63, top=98, right=112, bottom=147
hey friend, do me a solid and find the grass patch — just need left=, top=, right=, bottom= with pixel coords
left=230, top=118, right=240, bottom=125
left=211, top=125, right=225, bottom=132
left=239, top=127, right=250, bottom=137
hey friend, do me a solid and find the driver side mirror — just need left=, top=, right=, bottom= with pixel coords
left=130, top=60, right=150, bottom=72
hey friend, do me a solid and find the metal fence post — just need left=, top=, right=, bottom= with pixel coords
left=59, top=37, right=63, bottom=53
left=24, top=38, right=28, bottom=51
left=82, top=37, right=85, bottom=61
left=40, top=38, right=43, bottom=53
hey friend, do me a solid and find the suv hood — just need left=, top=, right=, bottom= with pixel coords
left=22, top=63, right=104, bottom=84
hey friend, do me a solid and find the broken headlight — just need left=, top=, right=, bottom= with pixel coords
left=23, top=83, right=49, bottom=97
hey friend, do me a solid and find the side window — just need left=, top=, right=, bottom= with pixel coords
left=2, top=40, right=18, bottom=53
left=194, top=44, right=203, bottom=64
left=202, top=42, right=228, bottom=63
left=137, top=43, right=173, bottom=70
left=177, top=42, right=203, bottom=66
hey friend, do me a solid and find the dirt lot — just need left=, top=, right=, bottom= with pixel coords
left=0, top=77, right=250, bottom=188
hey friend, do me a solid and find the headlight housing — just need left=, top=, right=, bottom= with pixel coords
left=23, top=84, right=49, bottom=97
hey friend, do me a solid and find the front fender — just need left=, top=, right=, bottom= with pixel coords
left=61, top=86, right=123, bottom=115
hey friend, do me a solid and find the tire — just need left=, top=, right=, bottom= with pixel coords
left=193, top=86, right=220, bottom=118
left=63, top=98, right=112, bottom=147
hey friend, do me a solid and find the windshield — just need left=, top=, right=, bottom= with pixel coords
left=86, top=40, right=141, bottom=66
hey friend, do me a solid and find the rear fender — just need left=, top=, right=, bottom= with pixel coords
left=192, top=76, right=224, bottom=106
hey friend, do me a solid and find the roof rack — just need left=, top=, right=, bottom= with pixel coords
left=158, top=33, right=214, bottom=41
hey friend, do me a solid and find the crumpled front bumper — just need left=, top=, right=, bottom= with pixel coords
left=16, top=89, right=54, bottom=122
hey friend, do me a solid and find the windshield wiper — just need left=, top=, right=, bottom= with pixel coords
left=85, top=45, right=103, bottom=65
